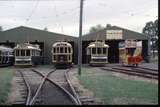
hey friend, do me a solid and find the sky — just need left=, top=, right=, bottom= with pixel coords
left=0, top=0, right=158, bottom=36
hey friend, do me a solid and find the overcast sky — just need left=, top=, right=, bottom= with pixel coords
left=0, top=0, right=158, bottom=36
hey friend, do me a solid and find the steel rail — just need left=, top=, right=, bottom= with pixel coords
left=100, top=67, right=158, bottom=80
left=134, top=67, right=158, bottom=72
left=111, top=67, right=158, bottom=76
left=64, top=69, right=82, bottom=105
left=29, top=69, right=56, bottom=105
left=18, top=70, right=31, bottom=105
left=31, top=68, right=79, bottom=105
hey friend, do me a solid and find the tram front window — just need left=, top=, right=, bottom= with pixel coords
left=16, top=50, right=20, bottom=56
left=21, top=50, right=25, bottom=56
left=26, top=50, right=30, bottom=56
left=97, top=48, right=101, bottom=54
left=65, top=47, right=67, bottom=53
left=68, top=47, right=71, bottom=53
left=92, top=48, right=96, bottom=54
left=60, top=47, right=63, bottom=53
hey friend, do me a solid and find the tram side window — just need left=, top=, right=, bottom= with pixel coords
left=16, top=50, right=20, bottom=56
left=97, top=48, right=101, bottom=54
left=26, top=50, right=30, bottom=56
left=103, top=48, right=106, bottom=54
left=92, top=48, right=96, bottom=54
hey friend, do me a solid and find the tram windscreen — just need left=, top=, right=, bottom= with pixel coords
left=26, top=50, right=30, bottom=56
left=97, top=48, right=101, bottom=54
left=21, top=50, right=25, bottom=56
left=60, top=47, right=63, bottom=53
left=92, top=48, right=96, bottom=54
left=65, top=47, right=67, bottom=53
left=16, top=50, right=19, bottom=56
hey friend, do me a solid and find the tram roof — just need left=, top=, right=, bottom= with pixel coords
left=52, top=41, right=72, bottom=47
left=0, top=45, right=13, bottom=52
left=87, top=41, right=109, bottom=48
left=14, top=43, right=41, bottom=50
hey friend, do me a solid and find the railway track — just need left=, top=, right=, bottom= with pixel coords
left=15, top=68, right=81, bottom=105
left=100, top=66, right=158, bottom=80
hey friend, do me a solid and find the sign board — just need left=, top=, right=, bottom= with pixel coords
left=136, top=41, right=142, bottom=47
left=106, top=30, right=123, bottom=39
left=125, top=40, right=136, bottom=48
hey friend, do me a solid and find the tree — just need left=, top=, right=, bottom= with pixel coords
left=142, top=19, right=158, bottom=58
left=44, top=27, right=48, bottom=31
left=89, top=24, right=104, bottom=33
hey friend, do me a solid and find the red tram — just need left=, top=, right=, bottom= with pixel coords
left=119, top=40, right=142, bottom=67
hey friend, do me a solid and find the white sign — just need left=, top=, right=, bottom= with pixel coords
left=125, top=40, right=136, bottom=48
left=106, top=30, right=123, bottom=39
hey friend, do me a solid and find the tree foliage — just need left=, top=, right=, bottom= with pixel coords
left=142, top=19, right=158, bottom=57
left=44, top=27, right=48, bottom=31
left=89, top=24, right=104, bottom=33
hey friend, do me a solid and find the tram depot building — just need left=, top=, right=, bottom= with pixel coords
left=0, top=25, right=149, bottom=65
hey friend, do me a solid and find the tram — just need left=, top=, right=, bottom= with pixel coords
left=14, top=43, right=42, bottom=66
left=119, top=40, right=142, bottom=67
left=0, top=45, right=14, bottom=66
left=86, top=41, right=109, bottom=66
left=52, top=41, right=73, bottom=68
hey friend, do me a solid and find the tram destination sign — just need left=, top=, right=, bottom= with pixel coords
left=106, top=30, right=123, bottom=40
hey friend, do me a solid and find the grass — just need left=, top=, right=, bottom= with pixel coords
left=77, top=68, right=158, bottom=105
left=0, top=67, right=13, bottom=105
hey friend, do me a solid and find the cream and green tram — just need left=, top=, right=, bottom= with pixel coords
left=14, top=43, right=42, bottom=66
left=52, top=42, right=73, bottom=67
left=86, top=41, right=109, bottom=66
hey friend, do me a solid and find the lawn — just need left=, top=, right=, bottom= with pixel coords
left=77, top=68, right=158, bottom=105
left=0, top=68, right=13, bottom=105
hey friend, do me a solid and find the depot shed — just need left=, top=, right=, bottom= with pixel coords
left=0, top=26, right=78, bottom=64
left=82, top=25, right=149, bottom=64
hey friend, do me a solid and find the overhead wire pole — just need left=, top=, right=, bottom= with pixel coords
left=78, top=0, right=84, bottom=75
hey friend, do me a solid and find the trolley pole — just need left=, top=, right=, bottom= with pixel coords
left=78, top=0, right=84, bottom=75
